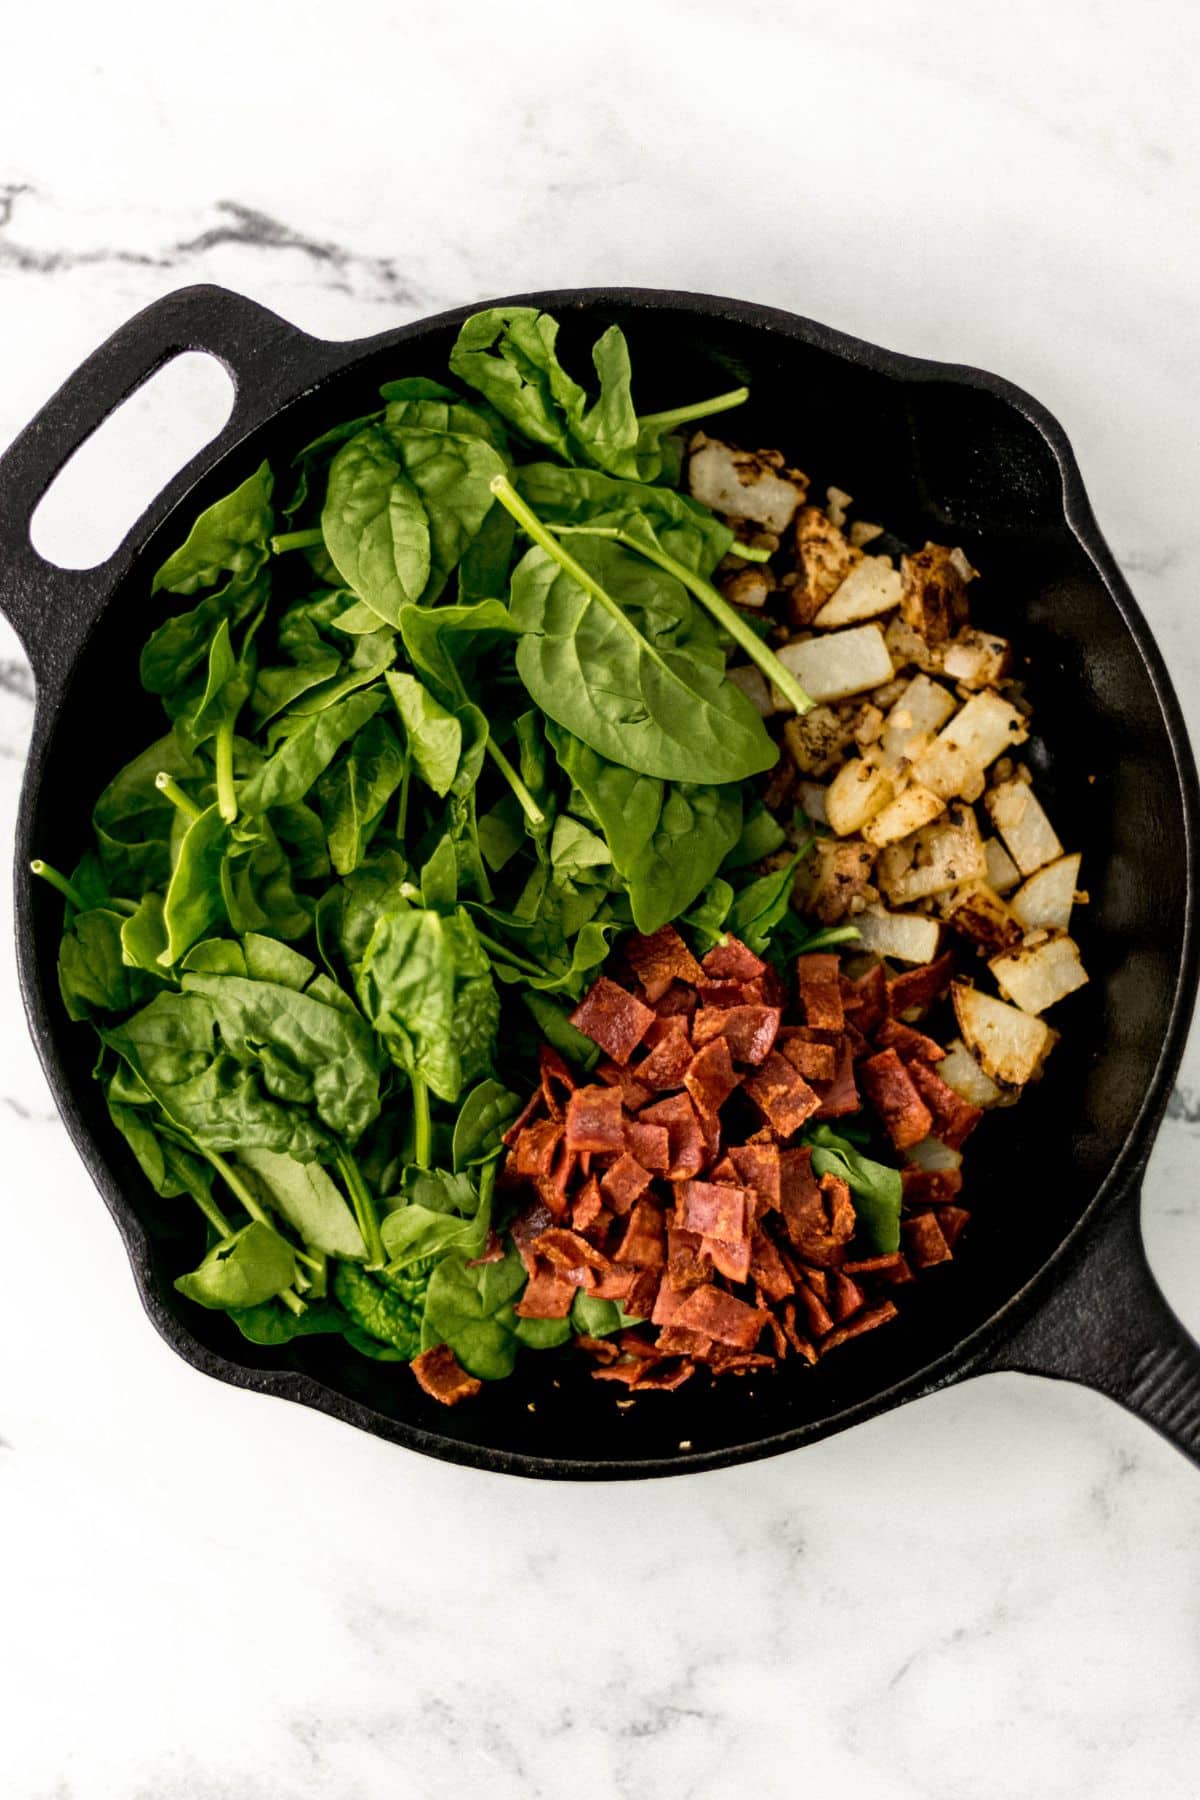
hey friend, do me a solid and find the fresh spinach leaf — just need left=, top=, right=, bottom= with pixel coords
left=152, top=463, right=274, bottom=597
left=175, top=1219, right=297, bottom=1310
left=807, top=1124, right=902, bottom=1256
left=237, top=1145, right=366, bottom=1259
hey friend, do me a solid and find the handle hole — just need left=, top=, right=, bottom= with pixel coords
left=29, top=352, right=235, bottom=570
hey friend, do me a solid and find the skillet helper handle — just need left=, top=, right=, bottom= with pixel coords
left=985, top=1184, right=1200, bottom=1467
left=0, top=283, right=328, bottom=690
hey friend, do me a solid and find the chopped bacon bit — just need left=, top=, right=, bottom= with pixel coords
left=779, top=1151, right=857, bottom=1266
left=656, top=1324, right=714, bottom=1357
left=819, top=1300, right=898, bottom=1352
left=572, top=1174, right=608, bottom=1234
left=841, top=963, right=888, bottom=1034
left=637, top=1017, right=695, bottom=1089
left=632, top=1358, right=697, bottom=1391
left=664, top=1227, right=712, bottom=1294
left=589, top=1264, right=637, bottom=1300
left=502, top=1088, right=544, bottom=1148
left=683, top=1036, right=740, bottom=1119
left=744, top=1050, right=821, bottom=1137
left=692, top=1003, right=782, bottom=1066
left=702, top=936, right=767, bottom=982
left=843, top=1253, right=907, bottom=1275
left=600, top=1151, right=653, bottom=1215
left=764, top=1310, right=788, bottom=1358
left=902, top=1211, right=952, bottom=1268
left=613, top=1199, right=666, bottom=1270
left=901, top=1167, right=964, bottom=1206
left=778, top=1033, right=837, bottom=1082
left=412, top=1344, right=482, bottom=1406
left=615, top=1329, right=659, bottom=1360
left=652, top=980, right=698, bottom=1020
left=813, top=1038, right=861, bottom=1120
left=675, top=1284, right=767, bottom=1350
left=795, top=953, right=845, bottom=1031
left=538, top=1043, right=577, bottom=1119
left=570, top=976, right=655, bottom=1064
left=624, top=1269, right=659, bottom=1317
left=592, top=1360, right=643, bottom=1385
left=793, top=1279, right=835, bottom=1337
left=906, top=1058, right=983, bottom=1150
left=697, top=977, right=761, bottom=1010
left=625, top=924, right=704, bottom=999
left=678, top=1180, right=749, bottom=1242
left=874, top=1017, right=947, bottom=1063
left=639, top=1092, right=708, bottom=1179
left=512, top=1117, right=563, bottom=1177
left=594, top=1059, right=652, bottom=1111
left=729, top=1141, right=782, bottom=1212
left=533, top=1228, right=611, bottom=1280
left=887, top=951, right=955, bottom=1018
left=831, top=1270, right=865, bottom=1322
left=510, top=1199, right=555, bottom=1276
left=515, top=1261, right=579, bottom=1318
left=707, top=1347, right=775, bottom=1375
left=466, top=1230, right=506, bottom=1267
left=654, top=1274, right=700, bottom=1324
left=564, top=1084, right=626, bottom=1154
left=936, top=1205, right=970, bottom=1250
left=749, top=1229, right=794, bottom=1301
left=624, top=1119, right=670, bottom=1173
left=859, top=1049, right=934, bottom=1151
left=575, top=1334, right=621, bottom=1363
left=781, top=1302, right=817, bottom=1361
left=700, top=1234, right=753, bottom=1283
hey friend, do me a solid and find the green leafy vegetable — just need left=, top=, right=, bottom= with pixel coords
left=807, top=1125, right=903, bottom=1255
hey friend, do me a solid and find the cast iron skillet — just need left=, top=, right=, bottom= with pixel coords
left=3, top=284, right=1199, bottom=1480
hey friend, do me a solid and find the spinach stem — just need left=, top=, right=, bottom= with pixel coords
left=396, top=757, right=411, bottom=842
left=203, top=1147, right=274, bottom=1229
left=472, top=927, right=551, bottom=981
left=488, top=476, right=642, bottom=635
left=270, top=528, right=325, bottom=554
left=335, top=1142, right=386, bottom=1269
left=214, top=718, right=238, bottom=824
left=637, top=385, right=750, bottom=430
left=729, top=542, right=771, bottom=563
left=190, top=1182, right=235, bottom=1241
left=155, top=771, right=203, bottom=821
left=551, top=525, right=813, bottom=717
left=485, top=738, right=546, bottom=828
left=280, top=1287, right=307, bottom=1316
left=409, top=1073, right=432, bottom=1170
left=29, top=859, right=89, bottom=912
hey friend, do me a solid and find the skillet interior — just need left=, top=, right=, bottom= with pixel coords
left=19, top=294, right=1193, bottom=1475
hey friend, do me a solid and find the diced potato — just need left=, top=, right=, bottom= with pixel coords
left=795, top=837, right=876, bottom=924
left=726, top=663, right=774, bottom=717
left=910, top=735, right=987, bottom=802
left=812, top=556, right=903, bottom=629
left=876, top=805, right=986, bottom=905
left=774, top=624, right=894, bottom=705
left=942, top=628, right=1011, bottom=689
left=938, top=1037, right=1012, bottom=1109
left=782, top=704, right=858, bottom=776
left=885, top=614, right=944, bottom=676
left=984, top=780, right=1064, bottom=876
left=989, top=935, right=1089, bottom=1014
left=825, top=757, right=896, bottom=835
left=852, top=703, right=885, bottom=747
left=903, top=1136, right=963, bottom=1173
left=848, top=519, right=884, bottom=548
left=795, top=779, right=828, bottom=826
left=787, top=506, right=862, bottom=627
left=854, top=906, right=942, bottom=964
left=826, top=485, right=852, bottom=528
left=944, top=880, right=1024, bottom=953
left=934, top=691, right=1028, bottom=772
left=1010, top=853, right=1081, bottom=933
left=900, top=543, right=975, bottom=644
left=951, top=982, right=1057, bottom=1087
left=861, top=782, right=946, bottom=847
left=878, top=674, right=958, bottom=767
left=983, top=835, right=1021, bottom=896
left=721, top=567, right=772, bottom=609
left=687, top=434, right=808, bottom=533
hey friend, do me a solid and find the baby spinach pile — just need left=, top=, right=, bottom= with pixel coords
left=34, top=306, right=838, bottom=1385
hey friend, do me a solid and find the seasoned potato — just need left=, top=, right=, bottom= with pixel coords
left=982, top=835, right=1022, bottom=896
left=930, top=691, right=1028, bottom=775
left=878, top=673, right=958, bottom=767
left=824, top=756, right=896, bottom=835
left=774, top=624, right=894, bottom=705
left=720, top=566, right=772, bottom=609
left=812, top=556, right=904, bottom=629
left=952, top=982, right=1057, bottom=1087
left=942, top=628, right=1011, bottom=689
left=782, top=703, right=859, bottom=776
left=854, top=906, right=942, bottom=964
left=785, top=506, right=862, bottom=627
left=910, top=736, right=988, bottom=803
left=1010, top=853, right=1081, bottom=933
left=885, top=615, right=944, bottom=676
left=899, top=543, right=975, bottom=644
left=861, top=782, right=946, bottom=847
left=944, top=880, right=1024, bottom=953
left=984, top=780, right=1064, bottom=876
left=989, top=935, right=1088, bottom=1014
left=903, top=1136, right=963, bottom=1172
left=848, top=519, right=885, bottom=549
left=795, top=836, right=876, bottom=924
left=876, top=805, right=986, bottom=905
left=687, top=434, right=808, bottom=533
left=937, top=1037, right=1012, bottom=1109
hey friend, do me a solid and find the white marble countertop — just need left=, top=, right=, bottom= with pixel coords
left=3, top=3, right=1200, bottom=1794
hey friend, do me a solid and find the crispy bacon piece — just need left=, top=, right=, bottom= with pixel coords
left=639, top=1092, right=708, bottom=1179
left=887, top=951, right=955, bottom=1018
left=692, top=1003, right=782, bottom=1066
left=781, top=1302, right=817, bottom=1361
left=664, top=1227, right=712, bottom=1294
left=779, top=1151, right=857, bottom=1266
left=749, top=1229, right=794, bottom=1301
left=600, top=1151, right=652, bottom=1214
left=502, top=1088, right=544, bottom=1149
left=906, top=1058, right=983, bottom=1150
left=744, top=1051, right=821, bottom=1137
left=937, top=1205, right=970, bottom=1251
left=792, top=1278, right=835, bottom=1337
left=511, top=1117, right=562, bottom=1178
left=841, top=963, right=888, bottom=1035
left=534, top=1228, right=611, bottom=1281
left=683, top=1037, right=740, bottom=1119
left=594, top=1060, right=652, bottom=1111
left=701, top=1234, right=752, bottom=1283
left=675, top=1284, right=767, bottom=1350
left=831, top=1270, right=865, bottom=1321
left=778, top=1030, right=838, bottom=1082
left=902, top=1211, right=952, bottom=1268
left=516, top=1261, right=579, bottom=1318
left=729, top=1141, right=782, bottom=1213
left=631, top=1358, right=697, bottom=1391
left=656, top=1324, right=714, bottom=1357
left=626, top=1269, right=660, bottom=1318
left=624, top=1119, right=670, bottom=1173
left=589, top=1265, right=637, bottom=1301
left=625, top=924, right=704, bottom=1000
left=901, top=1167, right=963, bottom=1206
left=702, top=936, right=767, bottom=982
left=813, top=1039, right=861, bottom=1120
left=572, top=1174, right=608, bottom=1234
left=844, top=1253, right=908, bottom=1275
left=636, top=1017, right=694, bottom=1089
left=574, top=1333, right=621, bottom=1364
left=538, top=1043, right=577, bottom=1119
left=859, top=1049, right=934, bottom=1150
left=570, top=976, right=655, bottom=1064
left=678, top=1180, right=749, bottom=1242
left=795, top=954, right=845, bottom=1031
left=564, top=1085, right=626, bottom=1155
left=652, top=980, right=698, bottom=1020
left=874, top=1017, right=947, bottom=1063
left=613, top=1199, right=666, bottom=1270
left=819, top=1299, right=898, bottom=1352
left=412, top=1345, right=482, bottom=1406
left=697, top=977, right=761, bottom=1010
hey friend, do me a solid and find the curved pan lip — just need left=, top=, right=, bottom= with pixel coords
left=11, top=284, right=1200, bottom=1479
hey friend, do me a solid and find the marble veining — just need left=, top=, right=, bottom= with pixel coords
left=3, top=2, right=1200, bottom=1794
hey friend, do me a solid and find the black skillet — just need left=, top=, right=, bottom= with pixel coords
left=3, top=284, right=1198, bottom=1479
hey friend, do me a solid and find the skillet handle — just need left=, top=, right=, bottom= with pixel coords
left=0, top=283, right=337, bottom=691
left=982, top=1183, right=1200, bottom=1468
